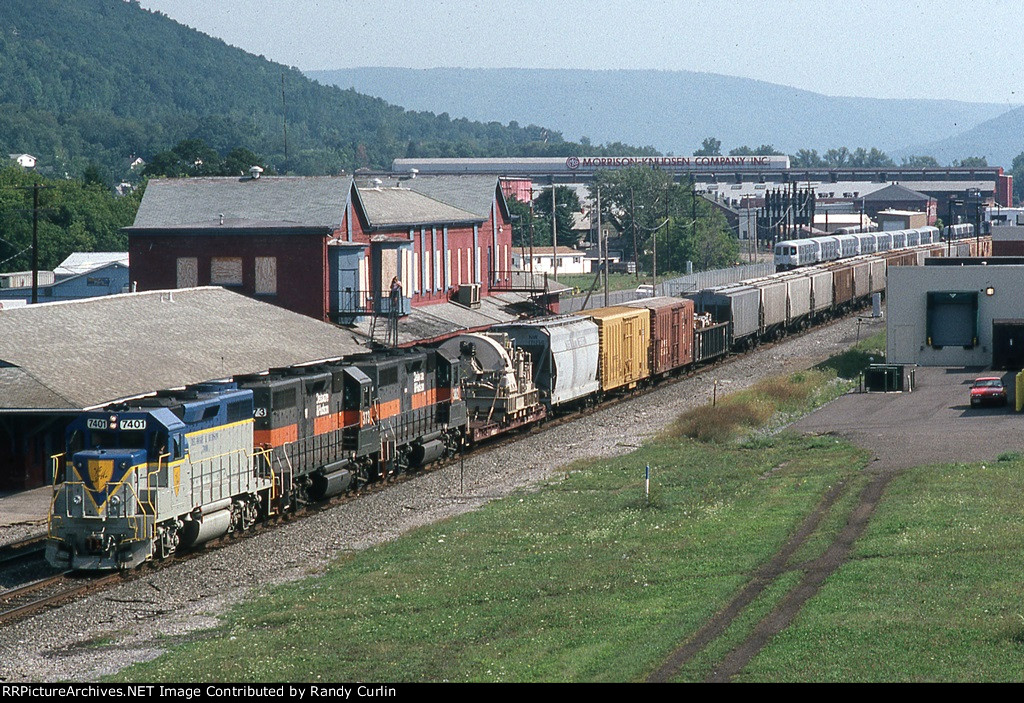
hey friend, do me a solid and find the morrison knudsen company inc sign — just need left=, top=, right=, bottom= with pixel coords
left=565, top=155, right=791, bottom=171
left=392, top=155, right=792, bottom=176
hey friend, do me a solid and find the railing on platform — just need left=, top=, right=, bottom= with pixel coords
left=487, top=270, right=552, bottom=293
left=330, top=289, right=411, bottom=321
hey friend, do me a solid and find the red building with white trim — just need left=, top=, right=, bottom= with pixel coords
left=126, top=174, right=514, bottom=322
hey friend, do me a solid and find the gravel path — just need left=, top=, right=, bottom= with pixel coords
left=0, top=314, right=882, bottom=683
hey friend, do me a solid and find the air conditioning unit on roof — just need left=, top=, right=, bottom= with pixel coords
left=456, top=283, right=481, bottom=308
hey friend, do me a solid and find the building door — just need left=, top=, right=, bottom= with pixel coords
left=992, top=320, right=1024, bottom=370
left=926, top=292, right=978, bottom=349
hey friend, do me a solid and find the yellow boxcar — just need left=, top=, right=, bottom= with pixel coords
left=587, top=306, right=651, bottom=393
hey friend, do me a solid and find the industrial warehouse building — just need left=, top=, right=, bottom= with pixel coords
left=887, top=260, right=1024, bottom=369
left=392, top=157, right=1013, bottom=209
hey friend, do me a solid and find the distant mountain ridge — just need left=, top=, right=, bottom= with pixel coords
left=898, top=106, right=1024, bottom=169
left=308, top=67, right=1018, bottom=166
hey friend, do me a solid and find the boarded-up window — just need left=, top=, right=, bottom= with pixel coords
left=379, top=249, right=398, bottom=297
left=255, top=257, right=277, bottom=295
left=176, top=257, right=198, bottom=288
left=211, top=257, right=243, bottom=286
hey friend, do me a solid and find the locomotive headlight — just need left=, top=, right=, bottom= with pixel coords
left=73, top=495, right=82, bottom=505
left=110, top=495, right=120, bottom=505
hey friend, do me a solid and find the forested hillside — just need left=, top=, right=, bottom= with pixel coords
left=0, top=0, right=653, bottom=183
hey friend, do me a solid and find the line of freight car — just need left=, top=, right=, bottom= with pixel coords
left=492, top=298, right=730, bottom=411
left=688, top=239, right=956, bottom=352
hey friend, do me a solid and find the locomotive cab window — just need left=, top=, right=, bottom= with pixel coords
left=68, top=429, right=85, bottom=456
left=437, top=359, right=451, bottom=387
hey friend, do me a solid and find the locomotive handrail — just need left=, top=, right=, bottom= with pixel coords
left=50, top=452, right=64, bottom=488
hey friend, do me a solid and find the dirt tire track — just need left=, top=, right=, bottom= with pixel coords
left=646, top=477, right=851, bottom=683
left=703, top=468, right=897, bottom=682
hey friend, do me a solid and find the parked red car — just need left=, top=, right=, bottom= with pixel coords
left=970, top=377, right=1008, bottom=407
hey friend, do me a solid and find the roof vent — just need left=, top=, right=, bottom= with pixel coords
left=408, top=168, right=418, bottom=178
left=372, top=178, right=383, bottom=189
left=249, top=165, right=264, bottom=179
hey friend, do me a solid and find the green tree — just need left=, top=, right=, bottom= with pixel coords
left=532, top=185, right=580, bottom=247
left=952, top=156, right=988, bottom=168
left=791, top=149, right=824, bottom=167
left=507, top=197, right=535, bottom=247
left=0, top=166, right=141, bottom=273
left=729, top=144, right=782, bottom=156
left=589, top=167, right=737, bottom=273
left=824, top=147, right=851, bottom=167
left=694, top=137, right=722, bottom=156
left=901, top=155, right=940, bottom=168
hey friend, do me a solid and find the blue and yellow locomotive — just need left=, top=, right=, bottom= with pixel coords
left=46, top=383, right=273, bottom=570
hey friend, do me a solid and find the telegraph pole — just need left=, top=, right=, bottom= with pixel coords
left=13, top=182, right=54, bottom=304
left=551, top=182, right=558, bottom=281
left=31, top=183, right=39, bottom=304
left=631, top=187, right=640, bottom=280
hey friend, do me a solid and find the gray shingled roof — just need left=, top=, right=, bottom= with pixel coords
left=355, top=186, right=483, bottom=228
left=361, top=175, right=504, bottom=219
left=862, top=183, right=932, bottom=202
left=0, top=288, right=368, bottom=409
left=129, top=176, right=352, bottom=230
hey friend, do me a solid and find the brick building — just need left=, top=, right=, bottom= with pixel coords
left=126, top=174, right=514, bottom=323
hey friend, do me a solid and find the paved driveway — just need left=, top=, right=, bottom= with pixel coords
left=790, top=367, right=1024, bottom=470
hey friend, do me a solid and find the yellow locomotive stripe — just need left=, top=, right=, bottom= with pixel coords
left=185, top=418, right=254, bottom=439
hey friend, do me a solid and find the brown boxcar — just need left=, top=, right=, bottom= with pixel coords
left=851, top=259, right=871, bottom=298
left=625, top=296, right=695, bottom=375
left=830, top=261, right=855, bottom=309
left=586, top=306, right=651, bottom=392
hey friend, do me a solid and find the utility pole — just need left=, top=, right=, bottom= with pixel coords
left=597, top=186, right=608, bottom=304
left=31, top=183, right=39, bottom=304
left=551, top=181, right=558, bottom=281
left=12, top=182, right=54, bottom=304
left=631, top=187, right=639, bottom=280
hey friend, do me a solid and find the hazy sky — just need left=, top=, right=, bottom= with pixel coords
left=139, top=0, right=1021, bottom=105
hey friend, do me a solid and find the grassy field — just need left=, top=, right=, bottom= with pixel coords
left=737, top=457, right=1024, bottom=682
left=556, top=272, right=674, bottom=295
left=116, top=437, right=866, bottom=682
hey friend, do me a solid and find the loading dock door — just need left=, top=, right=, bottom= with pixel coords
left=992, top=320, right=1024, bottom=370
left=926, top=292, right=978, bottom=348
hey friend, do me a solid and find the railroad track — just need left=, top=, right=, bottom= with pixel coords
left=0, top=535, right=47, bottom=570
left=0, top=571, right=120, bottom=627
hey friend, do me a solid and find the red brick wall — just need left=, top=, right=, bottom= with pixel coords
left=129, top=232, right=331, bottom=320
left=341, top=188, right=514, bottom=307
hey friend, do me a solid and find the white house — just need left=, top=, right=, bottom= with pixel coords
left=512, top=246, right=591, bottom=274
left=9, top=154, right=37, bottom=169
